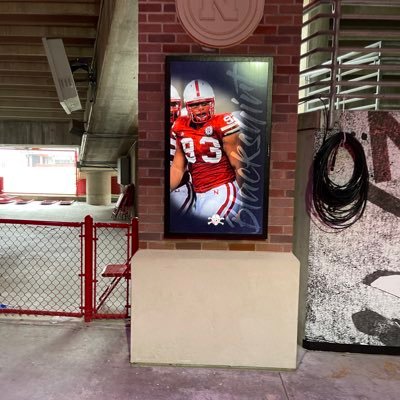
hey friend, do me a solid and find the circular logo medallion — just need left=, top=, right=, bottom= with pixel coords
left=205, top=126, right=213, bottom=136
left=175, top=0, right=264, bottom=49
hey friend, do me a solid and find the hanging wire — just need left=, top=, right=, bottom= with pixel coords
left=311, top=131, right=369, bottom=229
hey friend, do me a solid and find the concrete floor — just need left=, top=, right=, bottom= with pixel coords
left=1, top=202, right=400, bottom=399
left=0, top=317, right=399, bottom=400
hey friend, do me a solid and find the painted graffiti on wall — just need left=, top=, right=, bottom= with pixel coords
left=305, top=111, right=400, bottom=347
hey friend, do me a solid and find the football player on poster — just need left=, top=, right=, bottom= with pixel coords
left=169, top=85, right=195, bottom=216
left=170, top=79, right=242, bottom=228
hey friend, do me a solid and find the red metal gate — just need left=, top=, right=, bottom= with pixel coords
left=0, top=216, right=138, bottom=321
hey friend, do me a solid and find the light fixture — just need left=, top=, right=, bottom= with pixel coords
left=42, top=37, right=82, bottom=114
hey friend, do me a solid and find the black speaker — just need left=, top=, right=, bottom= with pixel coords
left=117, top=156, right=131, bottom=185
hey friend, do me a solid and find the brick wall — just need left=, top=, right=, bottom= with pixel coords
left=138, top=0, right=303, bottom=251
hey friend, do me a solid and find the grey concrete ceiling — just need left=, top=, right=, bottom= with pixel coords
left=0, top=0, right=138, bottom=168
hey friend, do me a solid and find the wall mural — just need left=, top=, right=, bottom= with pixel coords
left=305, top=110, right=400, bottom=347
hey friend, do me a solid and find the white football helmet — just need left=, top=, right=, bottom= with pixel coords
left=170, top=85, right=182, bottom=123
left=183, top=79, right=215, bottom=124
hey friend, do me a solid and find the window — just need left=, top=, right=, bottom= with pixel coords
left=0, top=148, right=77, bottom=195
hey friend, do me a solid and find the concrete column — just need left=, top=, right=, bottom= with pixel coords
left=86, top=170, right=112, bottom=205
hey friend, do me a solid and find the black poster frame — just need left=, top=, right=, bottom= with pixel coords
left=165, top=55, right=273, bottom=240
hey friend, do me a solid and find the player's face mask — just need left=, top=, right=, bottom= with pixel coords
left=170, top=100, right=181, bottom=123
left=186, top=100, right=214, bottom=124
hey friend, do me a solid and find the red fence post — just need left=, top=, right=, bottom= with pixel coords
left=84, top=215, right=94, bottom=322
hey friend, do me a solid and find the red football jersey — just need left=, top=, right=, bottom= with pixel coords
left=172, top=113, right=240, bottom=193
left=170, top=129, right=190, bottom=187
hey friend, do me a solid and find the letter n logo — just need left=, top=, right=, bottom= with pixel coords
left=175, top=0, right=264, bottom=48
left=200, top=0, right=239, bottom=21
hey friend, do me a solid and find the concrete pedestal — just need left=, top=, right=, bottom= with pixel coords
left=130, top=249, right=300, bottom=370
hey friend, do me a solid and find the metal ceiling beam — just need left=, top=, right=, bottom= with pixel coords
left=0, top=109, right=85, bottom=120
left=0, top=26, right=97, bottom=38
left=0, top=1, right=99, bottom=16
left=0, top=44, right=94, bottom=57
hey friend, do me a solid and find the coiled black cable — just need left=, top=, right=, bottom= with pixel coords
left=312, top=131, right=369, bottom=229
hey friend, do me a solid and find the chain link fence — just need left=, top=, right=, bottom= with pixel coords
left=0, top=217, right=138, bottom=320
left=0, top=220, right=83, bottom=316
